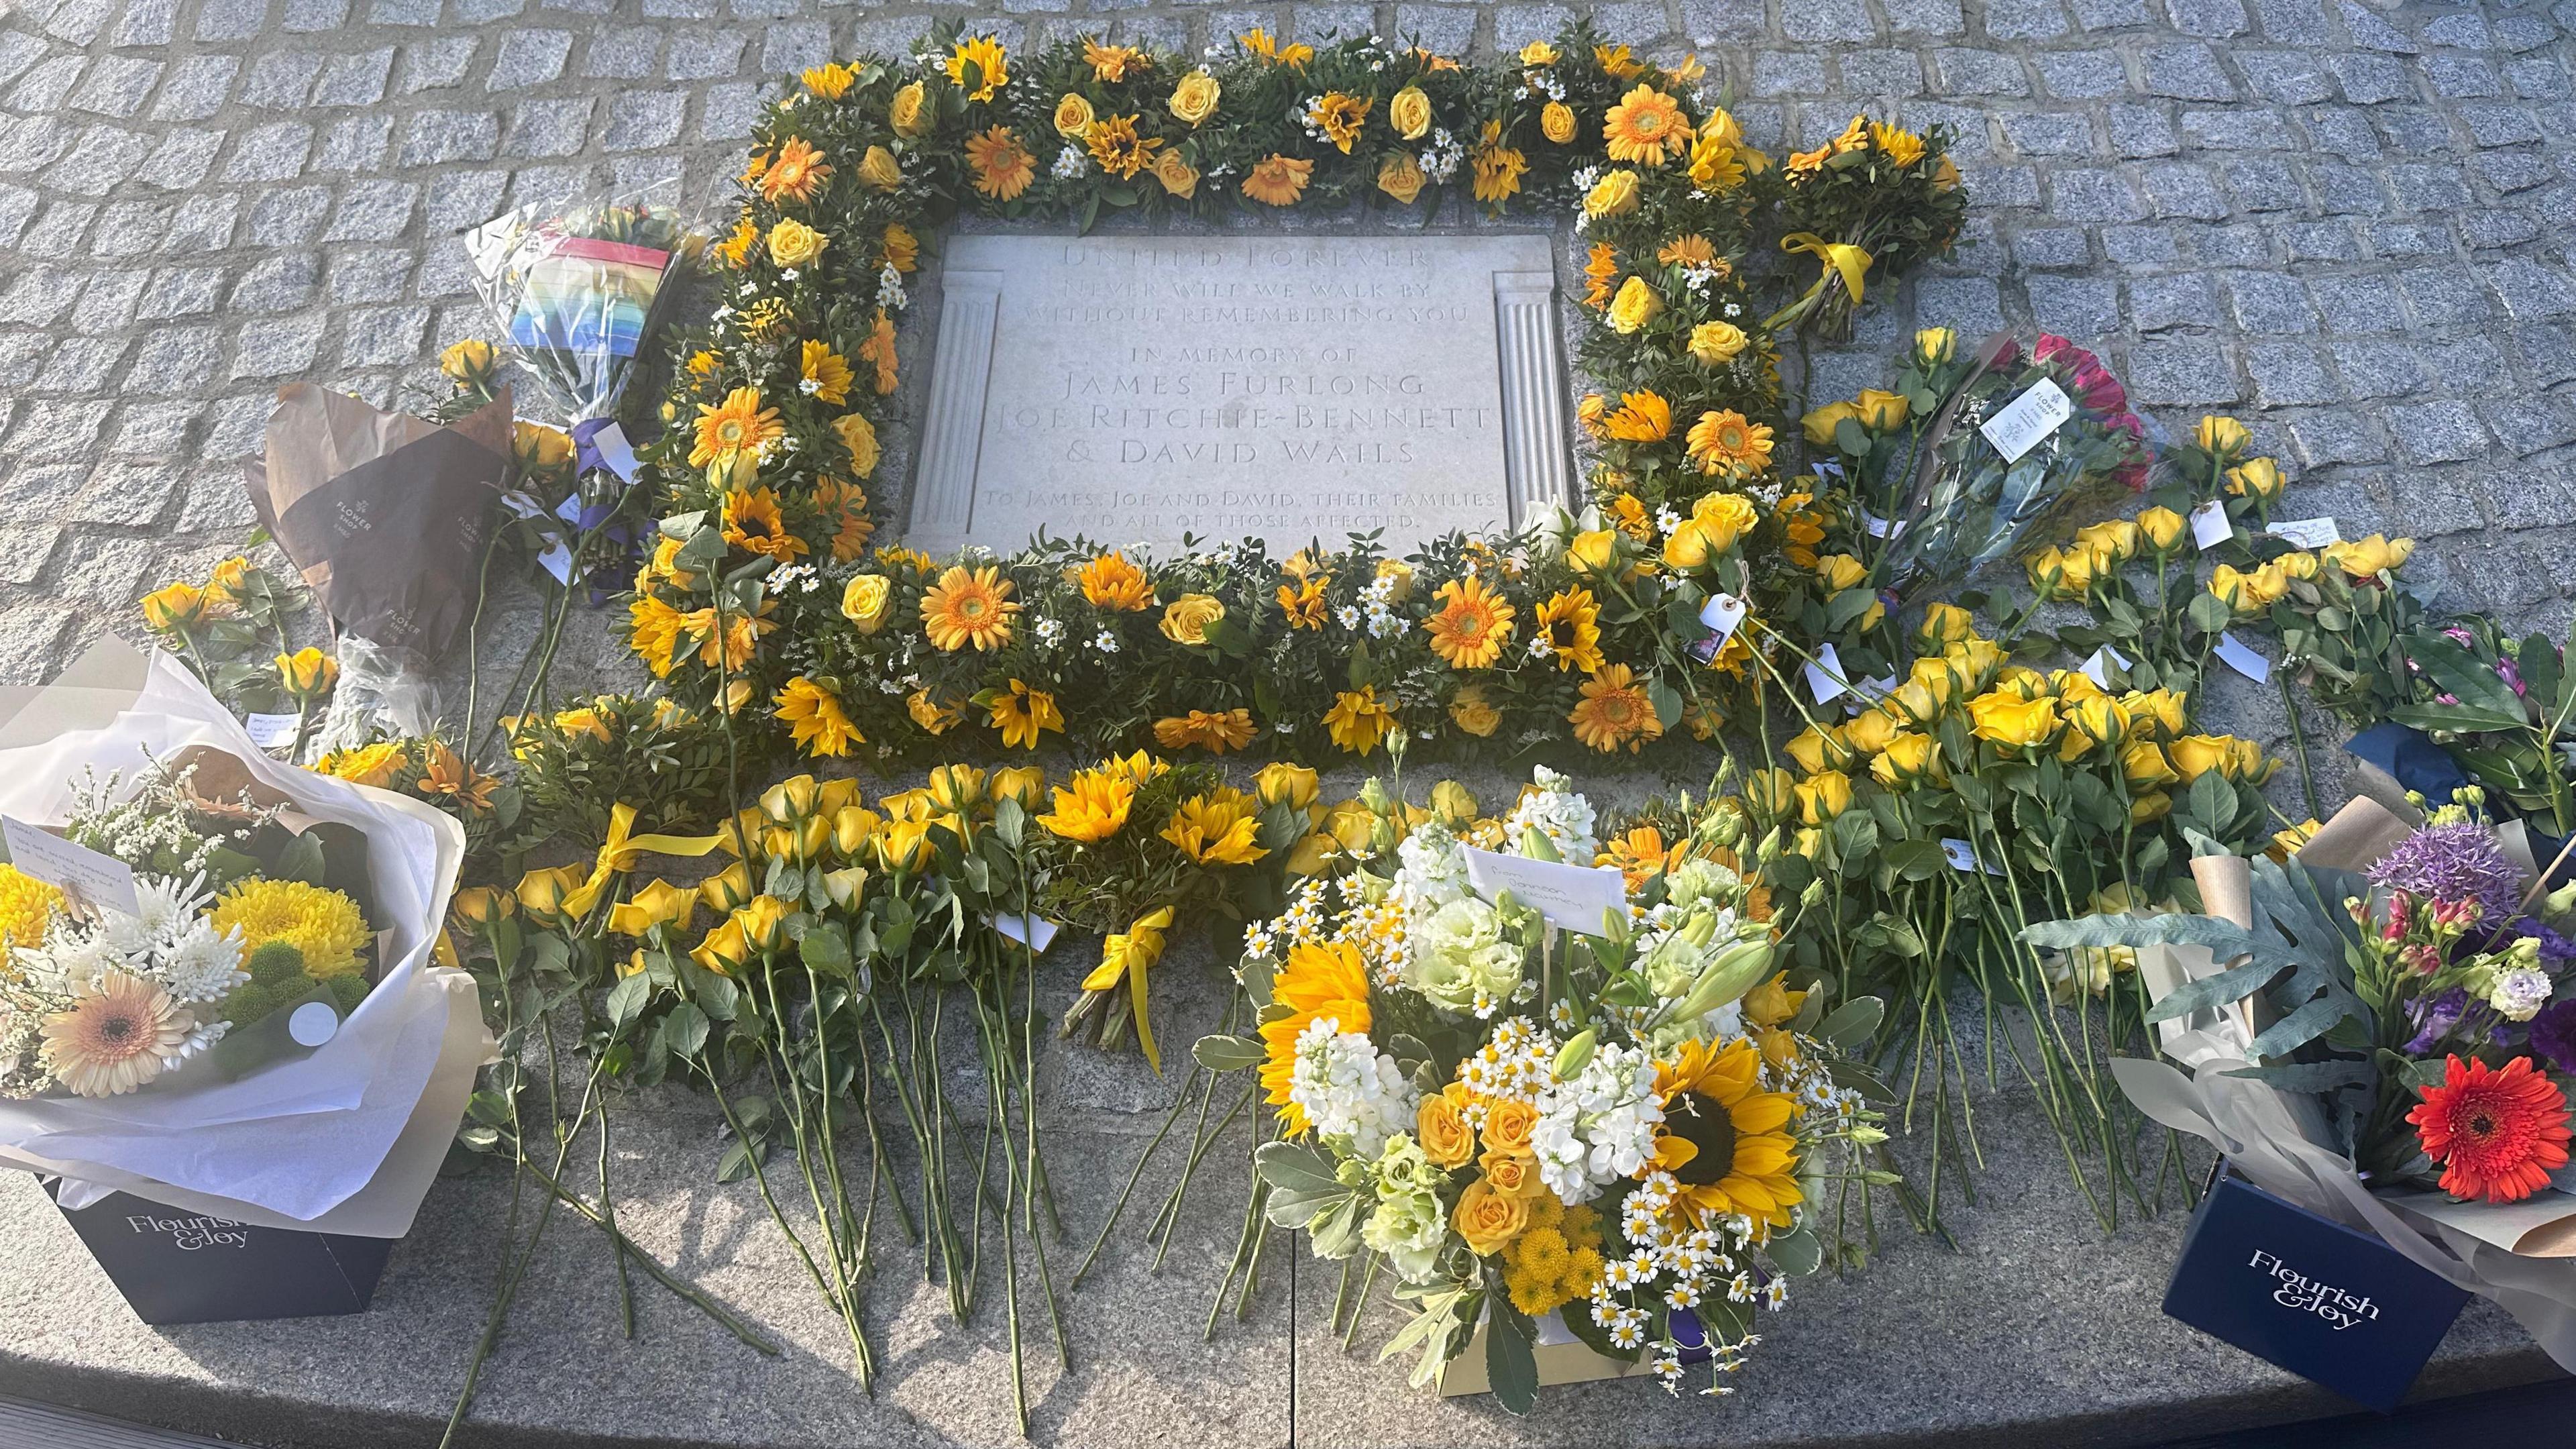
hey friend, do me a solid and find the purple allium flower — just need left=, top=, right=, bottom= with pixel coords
left=2532, top=999, right=2576, bottom=1075
left=2405, top=987, right=2469, bottom=1055
left=2371, top=821, right=2527, bottom=926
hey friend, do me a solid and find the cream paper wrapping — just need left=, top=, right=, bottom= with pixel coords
left=0, top=640, right=490, bottom=1236
left=2118, top=796, right=2576, bottom=1370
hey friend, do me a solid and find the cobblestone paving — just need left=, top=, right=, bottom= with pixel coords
left=3, top=0, right=2575, bottom=696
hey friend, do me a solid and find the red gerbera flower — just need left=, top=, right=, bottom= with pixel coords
left=2407, top=1055, right=2573, bottom=1204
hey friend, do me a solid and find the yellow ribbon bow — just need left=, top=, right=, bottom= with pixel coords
left=561, top=802, right=727, bottom=920
left=1080, top=905, right=1175, bottom=1071
left=1766, top=233, right=1873, bottom=329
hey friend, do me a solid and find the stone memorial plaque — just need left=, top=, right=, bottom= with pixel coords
left=906, top=233, right=1572, bottom=557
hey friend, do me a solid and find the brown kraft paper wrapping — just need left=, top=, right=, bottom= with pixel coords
left=241, top=385, right=513, bottom=658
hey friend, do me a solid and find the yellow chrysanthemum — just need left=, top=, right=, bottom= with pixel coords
left=213, top=879, right=370, bottom=979
left=0, top=865, right=62, bottom=955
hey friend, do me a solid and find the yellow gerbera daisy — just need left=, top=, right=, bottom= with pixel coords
left=919, top=565, right=1018, bottom=651
left=1602, top=83, right=1691, bottom=166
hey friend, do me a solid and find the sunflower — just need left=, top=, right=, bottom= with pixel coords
left=920, top=565, right=1019, bottom=651
left=775, top=676, right=862, bottom=757
left=1037, top=767, right=1136, bottom=843
left=1083, top=38, right=1146, bottom=81
left=1603, top=84, right=1692, bottom=166
left=1242, top=153, right=1313, bottom=207
left=1084, top=113, right=1161, bottom=178
left=1152, top=708, right=1258, bottom=754
left=38, top=971, right=193, bottom=1097
left=1309, top=92, right=1372, bottom=152
left=1601, top=390, right=1672, bottom=443
left=1162, top=787, right=1268, bottom=865
left=213, top=878, right=370, bottom=977
left=1569, top=663, right=1662, bottom=753
left=1534, top=588, right=1604, bottom=673
left=1646, top=1036, right=1803, bottom=1230
left=1470, top=120, right=1527, bottom=203
left=721, top=487, right=808, bottom=563
left=800, top=339, right=853, bottom=407
left=1258, top=941, right=1373, bottom=1135
left=964, top=125, right=1036, bottom=200
left=1685, top=409, right=1774, bottom=478
left=987, top=678, right=1064, bottom=750
left=760, top=136, right=831, bottom=204
left=947, top=34, right=1009, bottom=101
left=1324, top=686, right=1398, bottom=755
left=689, top=387, right=784, bottom=468
left=1423, top=576, right=1515, bottom=669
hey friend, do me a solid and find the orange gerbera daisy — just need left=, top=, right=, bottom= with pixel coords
left=1602, top=390, right=1672, bottom=443
left=720, top=486, right=807, bottom=563
left=2409, top=1055, right=2573, bottom=1203
left=1423, top=576, right=1515, bottom=669
left=1534, top=588, right=1603, bottom=673
left=1569, top=663, right=1662, bottom=753
left=1242, top=154, right=1313, bottom=207
left=1658, top=233, right=1716, bottom=268
left=760, top=137, right=831, bottom=203
left=1581, top=242, right=1618, bottom=309
left=1153, top=708, right=1258, bottom=754
left=1075, top=551, right=1155, bottom=610
left=1603, top=84, right=1692, bottom=166
left=1686, top=409, right=1774, bottom=478
left=813, top=476, right=874, bottom=562
left=1258, top=941, right=1373, bottom=1135
left=1647, top=1036, right=1803, bottom=1230
left=689, top=386, right=783, bottom=468
left=965, top=125, right=1037, bottom=201
left=1084, top=113, right=1161, bottom=178
left=919, top=565, right=1019, bottom=651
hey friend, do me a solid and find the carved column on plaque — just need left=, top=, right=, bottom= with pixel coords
left=905, top=270, right=1004, bottom=545
left=1491, top=270, right=1572, bottom=529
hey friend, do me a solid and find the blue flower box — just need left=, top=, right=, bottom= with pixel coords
left=2163, top=1165, right=2469, bottom=1412
left=48, top=1181, right=396, bottom=1325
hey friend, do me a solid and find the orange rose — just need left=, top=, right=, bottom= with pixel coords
left=1452, top=1178, right=1531, bottom=1256
left=1417, top=1093, right=1476, bottom=1168
left=1479, top=1148, right=1546, bottom=1198
left=1482, top=1097, right=1538, bottom=1155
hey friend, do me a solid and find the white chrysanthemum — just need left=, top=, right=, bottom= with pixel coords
left=159, top=919, right=246, bottom=1004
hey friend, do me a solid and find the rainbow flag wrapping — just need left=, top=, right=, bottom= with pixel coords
left=506, top=234, right=672, bottom=362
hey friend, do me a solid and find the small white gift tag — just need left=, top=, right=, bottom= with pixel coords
left=1698, top=592, right=1747, bottom=643
left=587, top=421, right=641, bottom=484
left=1462, top=846, right=1629, bottom=936
left=2079, top=645, right=2132, bottom=690
left=2213, top=631, right=2272, bottom=683
left=3, top=816, right=140, bottom=917
left=1804, top=642, right=1850, bottom=705
left=994, top=914, right=1060, bottom=955
left=243, top=711, right=301, bottom=749
left=537, top=541, right=576, bottom=584
left=1978, top=377, right=2074, bottom=463
left=1940, top=837, right=2006, bottom=877
left=2269, top=516, right=2342, bottom=549
left=1860, top=508, right=1907, bottom=539
left=2190, top=500, right=2231, bottom=551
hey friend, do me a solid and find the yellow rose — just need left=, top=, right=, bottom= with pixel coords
left=1567, top=529, right=1618, bottom=575
left=1389, top=84, right=1432, bottom=140
left=1519, top=40, right=1558, bottom=66
left=1159, top=593, right=1226, bottom=645
left=1968, top=691, right=2058, bottom=751
left=857, top=144, right=902, bottom=190
left=439, top=337, right=495, bottom=381
left=608, top=878, right=700, bottom=938
left=1690, top=492, right=1757, bottom=551
left=1452, top=1179, right=1530, bottom=1256
left=889, top=80, right=930, bottom=138
left=2123, top=740, right=2179, bottom=789
left=1784, top=724, right=1849, bottom=775
left=1418, top=1093, right=1475, bottom=1167
left=1688, top=319, right=1749, bottom=366
left=1796, top=769, right=1854, bottom=824
left=1053, top=91, right=1095, bottom=136
left=1854, top=388, right=1910, bottom=431
left=2059, top=695, right=2131, bottom=759
left=2137, top=506, right=2187, bottom=553
left=1662, top=521, right=1711, bottom=571
left=277, top=645, right=337, bottom=697
left=1743, top=767, right=1796, bottom=818
left=2168, top=735, right=2233, bottom=781
left=1480, top=1148, right=1545, bottom=1198
left=1872, top=731, right=1943, bottom=788
left=2195, top=415, right=2249, bottom=455
left=1375, top=558, right=1414, bottom=602
left=841, top=574, right=891, bottom=633
left=1448, top=686, right=1501, bottom=737
left=2074, top=519, right=2139, bottom=570
left=1154, top=149, right=1199, bottom=198
left=767, top=217, right=827, bottom=268
left=451, top=885, right=515, bottom=928
left=2323, top=534, right=2413, bottom=580
left=1607, top=274, right=1662, bottom=334
left=1541, top=100, right=1576, bottom=144
left=1584, top=168, right=1642, bottom=219
left=1169, top=69, right=1220, bottom=125
left=513, top=421, right=572, bottom=469
left=1917, top=602, right=1974, bottom=649
left=1376, top=152, right=1427, bottom=204
left=1843, top=707, right=1900, bottom=755
left=1803, top=399, right=1858, bottom=448
left=1914, top=327, right=1955, bottom=364
left=1944, top=639, right=2002, bottom=692
left=2132, top=791, right=2174, bottom=824
left=1814, top=553, right=1866, bottom=592
left=833, top=413, right=880, bottom=476
left=2277, top=549, right=2320, bottom=581
left=2226, top=456, right=2284, bottom=502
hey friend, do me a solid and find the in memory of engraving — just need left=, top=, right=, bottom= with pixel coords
left=906, top=233, right=1572, bottom=557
